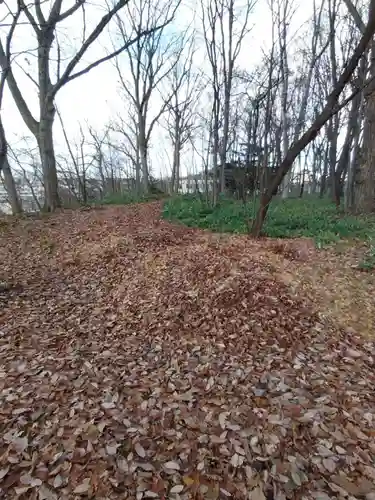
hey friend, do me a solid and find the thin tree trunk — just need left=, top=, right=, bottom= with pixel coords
left=212, top=95, right=220, bottom=205
left=38, top=109, right=60, bottom=211
left=138, top=115, right=149, bottom=194
left=279, top=0, right=290, bottom=199
left=320, top=139, right=329, bottom=197
left=346, top=55, right=366, bottom=209
left=251, top=11, right=375, bottom=236
left=354, top=45, right=375, bottom=211
left=335, top=90, right=361, bottom=206
left=2, top=156, right=22, bottom=214
left=327, top=115, right=339, bottom=199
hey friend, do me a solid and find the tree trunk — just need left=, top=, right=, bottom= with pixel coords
left=335, top=90, right=361, bottom=206
left=279, top=1, right=290, bottom=200
left=325, top=116, right=338, bottom=198
left=346, top=57, right=366, bottom=210
left=2, top=156, right=22, bottom=214
left=38, top=104, right=60, bottom=211
left=353, top=0, right=375, bottom=213
left=320, top=140, right=329, bottom=197
left=175, top=140, right=181, bottom=194
left=251, top=10, right=375, bottom=236
left=138, top=116, right=149, bottom=194
left=171, top=112, right=181, bottom=194
left=354, top=47, right=375, bottom=212
left=220, top=81, right=232, bottom=194
left=299, top=167, right=306, bottom=198
left=346, top=118, right=362, bottom=209
left=354, top=89, right=375, bottom=212
left=211, top=96, right=220, bottom=206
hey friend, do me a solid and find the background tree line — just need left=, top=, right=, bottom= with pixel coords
left=1, top=0, right=375, bottom=236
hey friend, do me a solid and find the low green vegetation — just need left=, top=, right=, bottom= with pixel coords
left=101, top=191, right=167, bottom=205
left=359, top=240, right=375, bottom=271
left=163, top=195, right=375, bottom=246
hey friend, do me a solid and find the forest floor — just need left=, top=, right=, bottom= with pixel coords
left=0, top=202, right=374, bottom=500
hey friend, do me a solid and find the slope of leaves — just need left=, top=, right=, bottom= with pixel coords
left=0, top=203, right=374, bottom=500
left=264, top=240, right=375, bottom=339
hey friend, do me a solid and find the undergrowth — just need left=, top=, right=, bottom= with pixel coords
left=101, top=191, right=168, bottom=205
left=163, top=195, right=375, bottom=246
left=359, top=240, right=375, bottom=271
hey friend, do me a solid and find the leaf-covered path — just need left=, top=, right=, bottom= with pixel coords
left=0, top=203, right=374, bottom=500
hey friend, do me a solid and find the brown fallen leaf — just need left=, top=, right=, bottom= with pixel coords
left=164, top=461, right=180, bottom=471
left=73, top=478, right=91, bottom=494
left=250, top=486, right=266, bottom=500
left=0, top=467, right=9, bottom=480
left=135, top=442, right=146, bottom=458
left=170, top=484, right=184, bottom=494
left=330, top=475, right=361, bottom=496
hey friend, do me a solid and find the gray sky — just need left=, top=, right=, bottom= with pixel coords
left=1, top=0, right=312, bottom=178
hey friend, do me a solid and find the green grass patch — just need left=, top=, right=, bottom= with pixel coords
left=162, top=195, right=375, bottom=246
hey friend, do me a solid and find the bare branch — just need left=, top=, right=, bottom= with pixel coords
left=342, top=0, right=366, bottom=33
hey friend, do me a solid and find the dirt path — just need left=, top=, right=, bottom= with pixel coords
left=0, top=203, right=374, bottom=500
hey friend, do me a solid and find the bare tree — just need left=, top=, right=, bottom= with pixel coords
left=0, top=1, right=23, bottom=214
left=8, top=140, right=44, bottom=211
left=202, top=0, right=255, bottom=202
left=109, top=111, right=140, bottom=192
left=251, top=4, right=375, bottom=236
left=114, top=0, right=182, bottom=194
left=56, top=110, right=96, bottom=204
left=0, top=0, right=179, bottom=211
left=276, top=0, right=293, bottom=198
left=164, top=35, right=201, bottom=193
left=202, top=1, right=222, bottom=205
left=218, top=0, right=255, bottom=192
left=342, top=0, right=375, bottom=213
left=279, top=0, right=326, bottom=198
left=87, top=126, right=112, bottom=199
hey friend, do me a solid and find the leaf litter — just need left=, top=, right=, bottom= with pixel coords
left=0, top=202, right=374, bottom=499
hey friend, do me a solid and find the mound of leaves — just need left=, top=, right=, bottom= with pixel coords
left=0, top=202, right=374, bottom=500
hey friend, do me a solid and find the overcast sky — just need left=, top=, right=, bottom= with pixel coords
left=1, top=0, right=312, bottom=178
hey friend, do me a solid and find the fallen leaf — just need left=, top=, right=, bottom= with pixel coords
left=183, top=476, right=195, bottom=487
left=164, top=461, right=180, bottom=471
left=38, top=484, right=58, bottom=500
left=311, top=492, right=331, bottom=500
left=106, top=444, right=118, bottom=456
left=250, top=486, right=266, bottom=500
left=12, top=436, right=28, bottom=454
left=331, top=475, right=361, bottom=496
left=0, top=467, right=9, bottom=480
left=322, top=458, right=336, bottom=473
left=170, top=485, right=184, bottom=494
left=74, top=478, right=91, bottom=494
left=53, top=475, right=63, bottom=488
left=135, top=442, right=146, bottom=458
left=219, top=412, right=228, bottom=429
